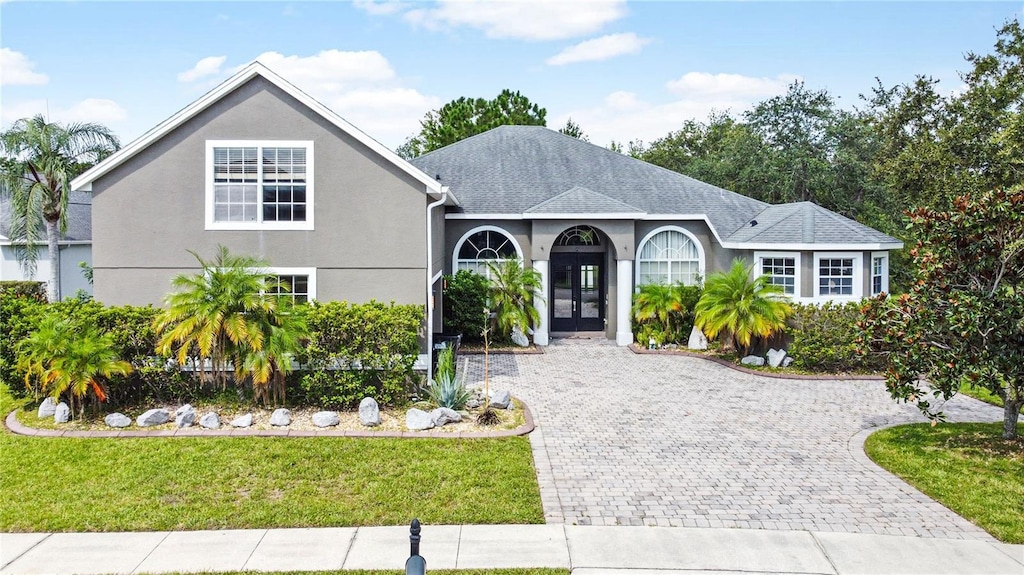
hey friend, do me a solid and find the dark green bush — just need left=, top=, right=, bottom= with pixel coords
left=0, top=281, right=46, bottom=300
left=788, top=301, right=886, bottom=373
left=0, top=292, right=48, bottom=396
left=631, top=283, right=702, bottom=346
left=443, top=270, right=490, bottom=342
left=298, top=300, right=422, bottom=408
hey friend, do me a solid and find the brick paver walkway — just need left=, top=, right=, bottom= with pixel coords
left=464, top=338, right=1003, bottom=540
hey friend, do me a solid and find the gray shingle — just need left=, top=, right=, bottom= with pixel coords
left=0, top=190, right=92, bottom=242
left=524, top=186, right=643, bottom=214
left=727, top=202, right=900, bottom=245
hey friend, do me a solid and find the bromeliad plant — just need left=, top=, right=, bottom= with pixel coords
left=18, top=315, right=132, bottom=419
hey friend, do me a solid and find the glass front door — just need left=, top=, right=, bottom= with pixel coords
left=551, top=253, right=605, bottom=332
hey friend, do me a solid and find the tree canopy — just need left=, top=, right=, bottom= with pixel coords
left=398, top=89, right=546, bottom=158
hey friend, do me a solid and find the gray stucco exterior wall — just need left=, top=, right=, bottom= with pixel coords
left=91, top=77, right=431, bottom=307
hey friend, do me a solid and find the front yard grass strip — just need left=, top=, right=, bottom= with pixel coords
left=864, top=422, right=1024, bottom=544
left=0, top=386, right=543, bottom=532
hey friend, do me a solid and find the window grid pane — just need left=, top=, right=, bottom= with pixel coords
left=269, top=275, right=308, bottom=304
left=819, top=258, right=854, bottom=295
left=761, top=257, right=796, bottom=295
left=212, top=145, right=308, bottom=224
left=871, top=256, right=884, bottom=295
left=262, top=147, right=307, bottom=222
left=638, top=231, right=699, bottom=286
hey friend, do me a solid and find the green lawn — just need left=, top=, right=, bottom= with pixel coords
left=958, top=381, right=1023, bottom=412
left=865, top=422, right=1024, bottom=543
left=0, top=385, right=543, bottom=532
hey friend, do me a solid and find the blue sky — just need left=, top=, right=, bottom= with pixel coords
left=1, top=1, right=1020, bottom=149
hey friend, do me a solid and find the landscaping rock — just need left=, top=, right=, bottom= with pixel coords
left=230, top=414, right=253, bottom=428
left=782, top=357, right=794, bottom=368
left=199, top=412, right=221, bottom=429
left=767, top=348, right=787, bottom=368
left=37, top=397, right=57, bottom=418
left=359, top=397, right=381, bottom=427
left=489, top=389, right=511, bottom=409
left=741, top=355, right=766, bottom=367
left=104, top=413, right=131, bottom=428
left=511, top=326, right=529, bottom=347
left=466, top=397, right=482, bottom=409
left=687, top=327, right=708, bottom=350
left=136, top=408, right=170, bottom=427
left=175, top=404, right=197, bottom=428
left=312, top=411, right=340, bottom=427
left=270, top=408, right=291, bottom=427
left=54, top=402, right=70, bottom=424
left=406, top=408, right=435, bottom=431
left=431, top=407, right=462, bottom=426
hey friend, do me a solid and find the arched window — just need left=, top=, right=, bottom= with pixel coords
left=637, top=228, right=703, bottom=286
left=555, top=225, right=601, bottom=247
left=454, top=227, right=521, bottom=277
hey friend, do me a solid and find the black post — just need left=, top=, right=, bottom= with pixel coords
left=405, top=519, right=425, bottom=575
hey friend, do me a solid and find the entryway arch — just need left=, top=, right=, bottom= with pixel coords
left=550, top=225, right=608, bottom=333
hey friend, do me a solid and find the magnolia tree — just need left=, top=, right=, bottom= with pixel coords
left=860, top=188, right=1024, bottom=439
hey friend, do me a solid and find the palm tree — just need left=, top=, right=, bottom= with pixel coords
left=18, top=315, right=132, bottom=419
left=694, top=259, right=792, bottom=355
left=154, top=246, right=307, bottom=401
left=0, top=116, right=120, bottom=302
left=633, top=283, right=684, bottom=344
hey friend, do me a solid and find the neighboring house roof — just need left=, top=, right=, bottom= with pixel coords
left=727, top=202, right=901, bottom=247
left=412, top=125, right=902, bottom=249
left=0, top=191, right=92, bottom=244
left=70, top=62, right=455, bottom=204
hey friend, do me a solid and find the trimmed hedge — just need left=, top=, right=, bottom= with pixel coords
left=0, top=281, right=46, bottom=300
left=443, top=270, right=490, bottom=343
left=298, top=300, right=423, bottom=408
left=788, top=301, right=885, bottom=373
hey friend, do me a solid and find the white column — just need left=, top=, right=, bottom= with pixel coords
left=616, top=259, right=633, bottom=346
left=533, top=259, right=550, bottom=346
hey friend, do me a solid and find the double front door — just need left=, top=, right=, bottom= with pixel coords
left=551, top=253, right=605, bottom=332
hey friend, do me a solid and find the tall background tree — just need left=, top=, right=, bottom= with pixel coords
left=397, top=89, right=546, bottom=158
left=0, top=115, right=120, bottom=302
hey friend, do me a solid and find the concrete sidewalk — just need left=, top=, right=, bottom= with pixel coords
left=2, top=525, right=1021, bottom=574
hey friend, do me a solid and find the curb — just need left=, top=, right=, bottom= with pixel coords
left=4, top=399, right=535, bottom=440
left=627, top=344, right=885, bottom=381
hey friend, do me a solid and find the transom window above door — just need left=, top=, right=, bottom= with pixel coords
left=205, top=141, right=314, bottom=230
left=555, top=225, right=601, bottom=246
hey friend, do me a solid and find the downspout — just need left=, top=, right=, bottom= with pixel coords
left=425, top=185, right=449, bottom=385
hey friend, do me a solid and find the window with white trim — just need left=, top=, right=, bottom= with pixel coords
left=637, top=229, right=702, bottom=286
left=206, top=141, right=313, bottom=230
left=755, top=252, right=800, bottom=296
left=265, top=267, right=316, bottom=304
left=871, top=252, right=889, bottom=295
left=456, top=229, right=519, bottom=278
left=816, top=254, right=859, bottom=297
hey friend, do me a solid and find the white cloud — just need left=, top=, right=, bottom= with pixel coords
left=666, top=72, right=800, bottom=99
left=546, top=32, right=650, bottom=66
left=398, top=0, right=627, bottom=41
left=177, top=56, right=227, bottom=83
left=1, top=98, right=127, bottom=126
left=353, top=0, right=408, bottom=16
left=558, top=71, right=801, bottom=147
left=0, top=48, right=49, bottom=86
left=246, top=50, right=397, bottom=87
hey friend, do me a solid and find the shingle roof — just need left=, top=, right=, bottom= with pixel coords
left=726, top=202, right=900, bottom=245
left=411, top=125, right=768, bottom=236
left=0, top=191, right=92, bottom=243
left=524, top=186, right=644, bottom=215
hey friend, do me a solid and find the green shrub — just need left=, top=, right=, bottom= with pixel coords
left=0, top=281, right=46, bottom=300
left=0, top=292, right=48, bottom=396
left=299, top=301, right=422, bottom=408
left=631, top=283, right=702, bottom=345
left=788, top=301, right=885, bottom=373
left=443, top=270, right=490, bottom=342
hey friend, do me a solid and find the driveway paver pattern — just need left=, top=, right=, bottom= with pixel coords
left=464, top=338, right=1003, bottom=540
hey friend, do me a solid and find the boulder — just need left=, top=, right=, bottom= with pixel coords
left=740, top=355, right=765, bottom=367
left=175, top=404, right=197, bottom=428
left=54, top=402, right=71, bottom=424
left=199, top=412, right=221, bottom=429
left=782, top=357, right=794, bottom=368
left=37, top=397, right=57, bottom=418
left=270, top=408, right=291, bottom=427
left=489, top=389, right=511, bottom=409
left=767, top=348, right=788, bottom=368
left=230, top=414, right=253, bottom=428
left=406, top=408, right=435, bottom=431
left=511, top=326, right=529, bottom=347
left=431, top=407, right=462, bottom=426
left=687, top=326, right=709, bottom=350
left=104, top=413, right=131, bottom=428
left=136, top=408, right=170, bottom=427
left=359, top=397, right=381, bottom=427
left=312, top=411, right=340, bottom=427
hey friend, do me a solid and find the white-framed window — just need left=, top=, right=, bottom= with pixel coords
left=754, top=251, right=801, bottom=297
left=205, top=140, right=314, bottom=231
left=814, top=252, right=862, bottom=300
left=266, top=267, right=316, bottom=304
left=453, top=226, right=523, bottom=278
left=871, top=251, right=889, bottom=296
left=636, top=226, right=704, bottom=286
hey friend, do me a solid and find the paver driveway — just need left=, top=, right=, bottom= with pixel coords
left=464, top=338, right=1003, bottom=540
